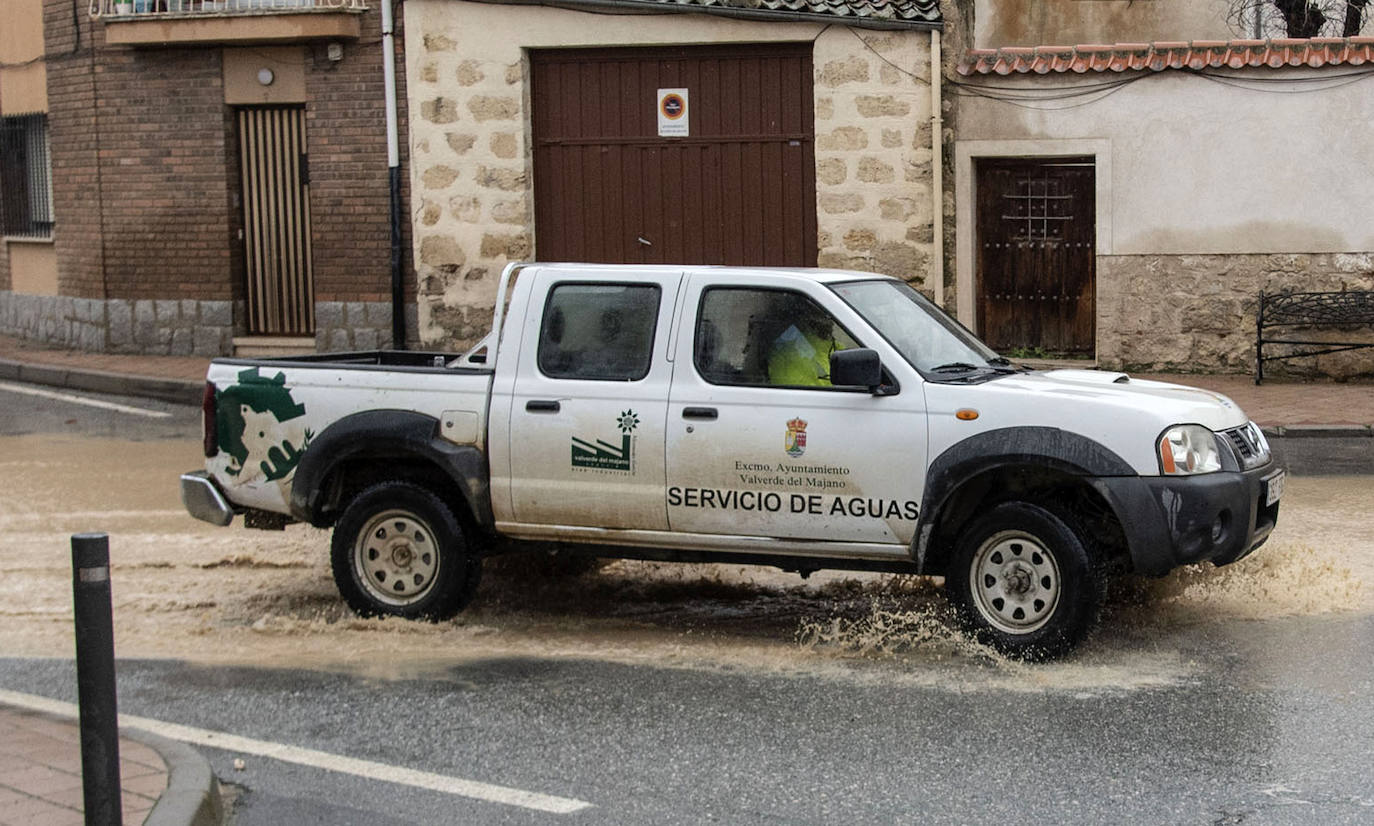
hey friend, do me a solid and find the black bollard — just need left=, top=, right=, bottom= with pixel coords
left=72, top=533, right=123, bottom=826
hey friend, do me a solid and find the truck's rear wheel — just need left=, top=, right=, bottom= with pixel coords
left=330, top=482, right=480, bottom=621
left=945, top=501, right=1103, bottom=661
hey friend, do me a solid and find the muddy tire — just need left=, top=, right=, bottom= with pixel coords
left=945, top=501, right=1104, bottom=661
left=330, top=482, right=480, bottom=621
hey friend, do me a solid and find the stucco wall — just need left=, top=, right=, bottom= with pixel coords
left=952, top=66, right=1374, bottom=374
left=973, top=0, right=1239, bottom=48
left=403, top=0, right=935, bottom=347
left=956, top=69, right=1374, bottom=257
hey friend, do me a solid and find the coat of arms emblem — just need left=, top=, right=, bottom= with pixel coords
left=785, top=417, right=807, bottom=457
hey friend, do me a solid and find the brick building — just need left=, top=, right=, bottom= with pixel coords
left=0, top=0, right=414, bottom=357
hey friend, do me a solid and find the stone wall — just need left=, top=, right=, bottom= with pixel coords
left=1098, top=253, right=1374, bottom=377
left=812, top=31, right=933, bottom=285
left=408, top=24, right=529, bottom=346
left=314, top=301, right=419, bottom=352
left=404, top=0, right=936, bottom=348
left=0, top=292, right=236, bottom=356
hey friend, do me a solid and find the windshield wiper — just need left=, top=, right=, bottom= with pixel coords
left=985, top=356, right=1024, bottom=372
left=928, top=361, right=1020, bottom=380
left=929, top=362, right=982, bottom=373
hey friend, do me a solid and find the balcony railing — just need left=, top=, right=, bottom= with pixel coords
left=90, top=0, right=366, bottom=19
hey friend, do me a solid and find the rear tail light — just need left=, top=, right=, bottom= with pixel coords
left=202, top=381, right=218, bottom=458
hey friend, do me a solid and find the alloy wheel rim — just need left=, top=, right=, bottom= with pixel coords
left=354, top=509, right=440, bottom=607
left=969, top=530, right=1061, bottom=634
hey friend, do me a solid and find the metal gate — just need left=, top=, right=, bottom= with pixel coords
left=975, top=157, right=1095, bottom=357
left=530, top=44, right=816, bottom=267
left=238, top=106, right=314, bottom=335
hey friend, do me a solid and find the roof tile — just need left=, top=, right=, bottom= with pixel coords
left=549, top=0, right=942, bottom=26
left=958, top=36, right=1374, bottom=75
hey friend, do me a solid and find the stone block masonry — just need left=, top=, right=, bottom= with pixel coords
left=314, top=301, right=420, bottom=352
left=812, top=29, right=934, bottom=287
left=0, top=292, right=235, bottom=356
left=1097, top=253, right=1374, bottom=377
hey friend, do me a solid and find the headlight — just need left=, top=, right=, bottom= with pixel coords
left=1158, top=425, right=1222, bottom=475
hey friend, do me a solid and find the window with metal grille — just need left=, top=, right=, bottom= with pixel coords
left=0, top=114, right=54, bottom=240
left=1001, top=171, right=1073, bottom=242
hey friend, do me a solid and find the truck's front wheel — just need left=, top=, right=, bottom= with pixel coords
left=946, top=501, right=1104, bottom=660
left=330, top=482, right=480, bottom=621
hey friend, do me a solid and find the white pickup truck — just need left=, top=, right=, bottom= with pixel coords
left=181, top=263, right=1283, bottom=659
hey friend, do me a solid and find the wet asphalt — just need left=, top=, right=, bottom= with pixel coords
left=1, top=383, right=1372, bottom=823
left=2, top=610, right=1374, bottom=825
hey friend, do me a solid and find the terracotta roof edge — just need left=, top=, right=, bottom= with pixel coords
left=959, top=36, right=1374, bottom=76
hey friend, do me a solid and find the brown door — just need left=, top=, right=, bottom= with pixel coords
left=530, top=44, right=816, bottom=267
left=975, top=157, right=1095, bottom=357
left=238, top=106, right=315, bottom=336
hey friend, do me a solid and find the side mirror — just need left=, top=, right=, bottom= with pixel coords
left=830, top=348, right=882, bottom=391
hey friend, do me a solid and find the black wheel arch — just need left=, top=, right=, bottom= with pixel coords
left=913, top=427, right=1136, bottom=576
left=288, top=409, right=493, bottom=532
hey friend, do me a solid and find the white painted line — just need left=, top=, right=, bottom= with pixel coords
left=0, top=689, right=593, bottom=815
left=0, top=509, right=188, bottom=522
left=0, top=381, right=172, bottom=419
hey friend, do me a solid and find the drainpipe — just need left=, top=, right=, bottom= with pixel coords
left=929, top=29, right=945, bottom=310
left=382, top=0, right=406, bottom=349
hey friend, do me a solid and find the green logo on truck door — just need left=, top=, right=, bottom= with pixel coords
left=218, top=367, right=314, bottom=483
left=571, top=410, right=638, bottom=472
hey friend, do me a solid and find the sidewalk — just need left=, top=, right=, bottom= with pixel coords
left=0, top=702, right=221, bottom=826
left=2, top=334, right=1372, bottom=432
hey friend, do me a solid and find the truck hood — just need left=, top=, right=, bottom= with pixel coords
left=923, top=368, right=1254, bottom=476
left=996, top=369, right=1249, bottom=432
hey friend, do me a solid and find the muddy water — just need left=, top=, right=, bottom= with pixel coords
left=0, top=433, right=1368, bottom=692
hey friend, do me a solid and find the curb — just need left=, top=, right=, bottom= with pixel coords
left=0, top=357, right=203, bottom=406
left=121, top=726, right=225, bottom=826
left=1262, top=424, right=1374, bottom=438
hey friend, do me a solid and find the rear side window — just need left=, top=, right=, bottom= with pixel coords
left=538, top=283, right=661, bottom=381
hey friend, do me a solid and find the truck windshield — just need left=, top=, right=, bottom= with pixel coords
left=830, top=279, right=1009, bottom=378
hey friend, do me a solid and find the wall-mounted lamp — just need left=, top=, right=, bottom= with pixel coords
left=257, top=67, right=275, bottom=86
left=326, top=42, right=344, bottom=62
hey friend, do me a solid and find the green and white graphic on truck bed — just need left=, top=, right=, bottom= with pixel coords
left=216, top=367, right=314, bottom=485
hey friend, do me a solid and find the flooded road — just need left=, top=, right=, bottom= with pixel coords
left=0, top=429, right=1368, bottom=691
left=3, top=400, right=1374, bottom=823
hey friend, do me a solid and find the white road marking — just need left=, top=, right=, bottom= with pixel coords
left=0, top=381, right=172, bottom=419
left=0, top=509, right=188, bottom=523
left=0, top=689, right=593, bottom=815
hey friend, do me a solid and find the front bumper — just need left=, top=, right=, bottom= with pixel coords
left=180, top=470, right=234, bottom=527
left=1095, top=463, right=1282, bottom=576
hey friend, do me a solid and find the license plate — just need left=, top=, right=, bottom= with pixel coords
left=1263, top=470, right=1285, bottom=506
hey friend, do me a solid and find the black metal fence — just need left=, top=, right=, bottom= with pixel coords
left=0, top=113, right=54, bottom=240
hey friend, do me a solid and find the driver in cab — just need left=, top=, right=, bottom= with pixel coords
left=768, top=306, right=846, bottom=387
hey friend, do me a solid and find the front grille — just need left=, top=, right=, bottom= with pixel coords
left=1223, top=424, right=1268, bottom=469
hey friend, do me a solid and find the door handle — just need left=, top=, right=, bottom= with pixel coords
left=682, top=407, right=718, bottom=420
left=526, top=400, right=561, bottom=413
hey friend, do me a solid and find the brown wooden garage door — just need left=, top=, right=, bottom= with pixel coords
left=531, top=44, right=816, bottom=267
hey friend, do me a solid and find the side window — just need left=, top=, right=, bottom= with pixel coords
left=538, top=283, right=661, bottom=381
left=695, top=288, right=860, bottom=388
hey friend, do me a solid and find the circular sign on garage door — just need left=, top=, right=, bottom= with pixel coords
left=657, top=88, right=689, bottom=137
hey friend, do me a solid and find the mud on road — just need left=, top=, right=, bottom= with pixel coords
left=0, top=433, right=1368, bottom=692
